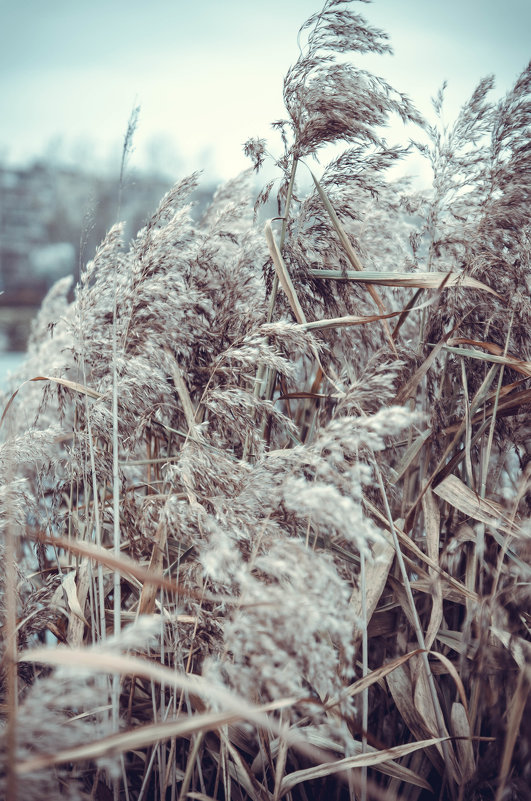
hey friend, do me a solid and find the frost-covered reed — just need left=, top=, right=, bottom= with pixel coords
left=1, top=2, right=530, bottom=799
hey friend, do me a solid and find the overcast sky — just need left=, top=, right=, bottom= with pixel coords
left=0, top=0, right=529, bottom=182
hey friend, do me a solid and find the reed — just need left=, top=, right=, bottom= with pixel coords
left=1, top=2, right=529, bottom=798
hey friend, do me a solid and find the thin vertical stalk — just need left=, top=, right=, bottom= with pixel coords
left=178, top=733, right=204, bottom=801
left=374, top=462, right=455, bottom=796
left=111, top=280, right=121, bottom=801
left=110, top=108, right=139, bottom=801
left=5, top=518, right=18, bottom=801
left=261, top=155, right=300, bottom=412
left=494, top=669, right=529, bottom=801
left=266, top=155, right=299, bottom=325
left=480, top=314, right=513, bottom=500
left=83, top=386, right=106, bottom=642
left=247, top=153, right=300, bottom=456
left=112, top=194, right=122, bottom=801
left=360, top=549, right=368, bottom=801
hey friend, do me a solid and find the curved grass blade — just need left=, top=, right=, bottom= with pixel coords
left=16, top=707, right=281, bottom=775
left=441, top=344, right=531, bottom=377
left=279, top=737, right=450, bottom=796
left=392, top=287, right=425, bottom=339
left=326, top=649, right=424, bottom=708
left=271, top=728, right=433, bottom=792
left=1, top=375, right=102, bottom=429
left=309, top=269, right=500, bottom=297
left=265, top=219, right=307, bottom=325
left=389, top=428, right=432, bottom=484
left=433, top=474, right=522, bottom=540
left=301, top=301, right=430, bottom=332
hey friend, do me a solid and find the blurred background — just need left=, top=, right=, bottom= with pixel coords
left=0, top=0, right=529, bottom=385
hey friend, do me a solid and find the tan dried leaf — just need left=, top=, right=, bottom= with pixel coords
left=451, top=702, right=475, bottom=782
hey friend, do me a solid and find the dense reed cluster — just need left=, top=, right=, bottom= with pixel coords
left=1, top=1, right=530, bottom=799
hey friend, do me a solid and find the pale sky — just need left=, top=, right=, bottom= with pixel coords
left=0, top=0, right=529, bottom=182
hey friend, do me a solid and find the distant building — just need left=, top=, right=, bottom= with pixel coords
left=0, top=164, right=59, bottom=297
left=0, top=161, right=213, bottom=350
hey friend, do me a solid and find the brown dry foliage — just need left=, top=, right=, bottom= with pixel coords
left=1, top=2, right=530, bottom=799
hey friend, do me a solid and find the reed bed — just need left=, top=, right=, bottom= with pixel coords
left=1, top=2, right=530, bottom=799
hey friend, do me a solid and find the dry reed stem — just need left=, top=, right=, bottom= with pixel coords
left=310, top=170, right=399, bottom=356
